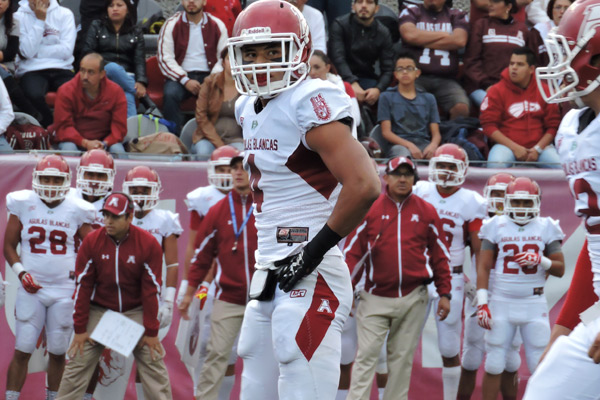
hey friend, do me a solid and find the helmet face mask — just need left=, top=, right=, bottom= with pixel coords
left=77, top=150, right=115, bottom=197
left=122, top=166, right=162, bottom=211
left=428, top=144, right=468, bottom=187
left=535, top=0, right=600, bottom=103
left=32, top=155, right=71, bottom=203
left=208, top=145, right=239, bottom=191
left=227, top=0, right=312, bottom=99
left=504, top=177, right=541, bottom=224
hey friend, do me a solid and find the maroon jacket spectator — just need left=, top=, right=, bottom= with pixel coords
left=53, top=53, right=127, bottom=151
left=463, top=2, right=529, bottom=98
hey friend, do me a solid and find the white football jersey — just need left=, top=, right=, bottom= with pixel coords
left=7, top=190, right=96, bottom=288
left=479, top=215, right=564, bottom=300
left=414, top=181, right=487, bottom=266
left=185, top=185, right=227, bottom=219
left=556, top=108, right=600, bottom=232
left=236, top=79, right=353, bottom=264
left=68, top=187, right=106, bottom=228
left=132, top=209, right=183, bottom=246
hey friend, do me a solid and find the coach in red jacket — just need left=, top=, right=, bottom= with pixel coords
left=57, top=192, right=172, bottom=400
left=52, top=53, right=128, bottom=155
left=345, top=156, right=452, bottom=400
left=179, top=153, right=255, bottom=400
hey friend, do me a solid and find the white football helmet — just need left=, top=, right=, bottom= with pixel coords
left=77, top=149, right=115, bottom=197
left=122, top=166, right=162, bottom=211
left=428, top=144, right=469, bottom=187
left=483, top=172, right=516, bottom=215
left=208, top=145, right=239, bottom=191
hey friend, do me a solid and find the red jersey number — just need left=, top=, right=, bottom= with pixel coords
left=246, top=154, right=264, bottom=213
left=503, top=243, right=540, bottom=275
left=28, top=226, right=68, bottom=255
left=573, top=178, right=600, bottom=217
left=440, top=218, right=455, bottom=246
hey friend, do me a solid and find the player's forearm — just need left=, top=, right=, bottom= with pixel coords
left=401, top=25, right=448, bottom=46
left=327, top=179, right=380, bottom=237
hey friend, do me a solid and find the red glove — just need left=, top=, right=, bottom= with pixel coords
left=20, top=272, right=42, bottom=294
left=514, top=252, right=541, bottom=267
left=477, top=304, right=492, bottom=330
left=194, top=284, right=209, bottom=310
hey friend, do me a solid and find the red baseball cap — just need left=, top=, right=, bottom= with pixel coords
left=385, top=156, right=416, bottom=174
left=101, top=192, right=134, bottom=216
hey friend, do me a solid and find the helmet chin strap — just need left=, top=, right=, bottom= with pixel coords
left=574, top=96, right=586, bottom=108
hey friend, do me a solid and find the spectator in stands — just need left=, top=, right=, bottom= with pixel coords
left=286, top=0, right=327, bottom=53
left=158, top=0, right=228, bottom=134
left=378, top=51, right=441, bottom=159
left=463, top=0, right=528, bottom=108
left=0, top=78, right=14, bottom=152
left=399, top=0, right=470, bottom=119
left=309, top=50, right=361, bottom=138
left=528, top=0, right=573, bottom=66
left=344, top=156, right=452, bottom=400
left=0, top=0, right=40, bottom=121
left=205, top=0, right=241, bottom=36
left=480, top=47, right=561, bottom=168
left=15, top=0, right=76, bottom=127
left=53, top=53, right=128, bottom=154
left=192, top=48, right=243, bottom=159
left=83, top=0, right=153, bottom=118
left=329, top=0, right=394, bottom=106
left=307, top=0, right=351, bottom=27
left=470, top=0, right=528, bottom=26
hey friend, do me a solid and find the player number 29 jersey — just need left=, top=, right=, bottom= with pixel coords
left=479, top=215, right=564, bottom=300
left=7, top=189, right=96, bottom=288
left=556, top=108, right=600, bottom=233
left=413, top=181, right=487, bottom=267
left=235, top=79, right=353, bottom=264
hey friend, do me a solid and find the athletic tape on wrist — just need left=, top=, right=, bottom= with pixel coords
left=164, top=286, right=176, bottom=303
left=12, top=262, right=25, bottom=277
left=477, top=288, right=488, bottom=306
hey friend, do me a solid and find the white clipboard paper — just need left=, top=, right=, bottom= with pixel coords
left=90, top=310, right=145, bottom=357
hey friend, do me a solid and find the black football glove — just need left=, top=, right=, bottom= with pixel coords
left=276, top=248, right=323, bottom=293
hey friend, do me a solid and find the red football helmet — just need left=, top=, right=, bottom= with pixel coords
left=208, top=145, right=239, bottom=191
left=32, top=154, right=71, bottom=202
left=484, top=172, right=516, bottom=215
left=428, top=144, right=469, bottom=187
left=228, top=0, right=312, bottom=98
left=77, top=149, right=115, bottom=197
left=122, top=166, right=162, bottom=211
left=536, top=0, right=599, bottom=102
left=504, top=177, right=541, bottom=224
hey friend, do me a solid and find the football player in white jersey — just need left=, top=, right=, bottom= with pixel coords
left=72, top=149, right=116, bottom=229
left=523, top=0, right=600, bottom=397
left=458, top=172, right=521, bottom=400
left=4, top=155, right=96, bottom=400
left=227, top=1, right=380, bottom=398
left=177, top=145, right=239, bottom=398
left=476, top=177, right=565, bottom=400
left=413, top=143, right=487, bottom=400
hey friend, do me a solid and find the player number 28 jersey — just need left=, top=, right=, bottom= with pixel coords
left=235, top=79, right=353, bottom=264
left=7, top=189, right=96, bottom=288
left=556, top=108, right=600, bottom=233
left=479, top=215, right=564, bottom=300
left=413, top=180, right=487, bottom=267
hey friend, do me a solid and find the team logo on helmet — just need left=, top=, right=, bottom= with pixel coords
left=579, top=4, right=600, bottom=41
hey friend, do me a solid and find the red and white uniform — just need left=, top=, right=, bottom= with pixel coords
left=235, top=78, right=352, bottom=265
left=523, top=110, right=600, bottom=400
left=189, top=191, right=256, bottom=305
left=344, top=190, right=452, bottom=298
left=480, top=215, right=564, bottom=375
left=236, top=78, right=354, bottom=399
left=413, top=180, right=486, bottom=358
left=185, top=185, right=228, bottom=231
left=133, top=209, right=183, bottom=247
left=68, top=187, right=106, bottom=228
left=7, top=189, right=95, bottom=354
left=73, top=225, right=163, bottom=337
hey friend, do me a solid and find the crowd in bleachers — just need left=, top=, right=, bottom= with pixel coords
left=0, top=0, right=572, bottom=167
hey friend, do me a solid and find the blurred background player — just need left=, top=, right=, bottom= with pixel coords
left=179, top=153, right=255, bottom=400
left=4, top=155, right=95, bottom=400
left=227, top=1, right=380, bottom=398
left=476, top=177, right=565, bottom=400
left=72, top=149, right=116, bottom=228
left=458, top=172, right=522, bottom=400
left=523, top=1, right=600, bottom=397
left=177, top=145, right=238, bottom=395
left=413, top=143, right=487, bottom=400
